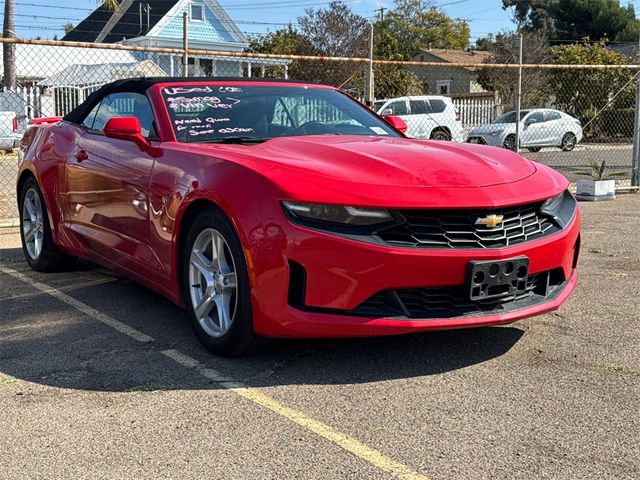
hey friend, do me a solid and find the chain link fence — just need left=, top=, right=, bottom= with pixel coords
left=1, top=37, right=638, bottom=225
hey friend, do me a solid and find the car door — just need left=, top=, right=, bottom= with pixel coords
left=521, top=111, right=546, bottom=146
left=64, top=91, right=162, bottom=275
left=408, top=99, right=436, bottom=139
left=544, top=110, right=564, bottom=145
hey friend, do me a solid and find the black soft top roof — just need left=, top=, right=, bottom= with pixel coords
left=63, top=77, right=316, bottom=124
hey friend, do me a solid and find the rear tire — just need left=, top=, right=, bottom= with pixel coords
left=430, top=129, right=451, bottom=141
left=561, top=132, right=577, bottom=151
left=182, top=207, right=260, bottom=356
left=19, top=177, right=76, bottom=272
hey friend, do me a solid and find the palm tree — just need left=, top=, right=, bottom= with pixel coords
left=101, top=0, right=121, bottom=11
left=2, top=0, right=16, bottom=89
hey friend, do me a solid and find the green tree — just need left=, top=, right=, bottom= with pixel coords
left=372, top=16, right=424, bottom=98
left=504, top=0, right=640, bottom=43
left=384, top=0, right=470, bottom=59
left=549, top=39, right=635, bottom=137
left=63, top=22, right=75, bottom=35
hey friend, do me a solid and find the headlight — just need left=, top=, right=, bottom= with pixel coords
left=540, top=190, right=577, bottom=228
left=282, top=201, right=393, bottom=226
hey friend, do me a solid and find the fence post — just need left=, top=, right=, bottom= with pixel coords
left=514, top=34, right=523, bottom=154
left=183, top=12, right=189, bottom=77
left=367, top=23, right=374, bottom=107
left=632, top=38, right=640, bottom=187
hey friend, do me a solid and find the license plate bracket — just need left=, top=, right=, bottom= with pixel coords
left=467, top=257, right=530, bottom=301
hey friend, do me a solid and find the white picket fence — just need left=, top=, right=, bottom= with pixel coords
left=1, top=84, right=105, bottom=130
left=451, top=92, right=501, bottom=128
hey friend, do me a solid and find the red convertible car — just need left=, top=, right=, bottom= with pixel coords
left=17, top=78, right=580, bottom=355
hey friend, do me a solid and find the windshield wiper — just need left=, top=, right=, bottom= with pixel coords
left=201, top=136, right=268, bottom=145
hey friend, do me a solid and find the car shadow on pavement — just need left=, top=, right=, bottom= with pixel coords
left=0, top=264, right=524, bottom=392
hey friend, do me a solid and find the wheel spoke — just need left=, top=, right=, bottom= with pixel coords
left=191, top=250, right=213, bottom=280
left=25, top=197, right=35, bottom=221
left=194, top=294, right=215, bottom=320
left=215, top=295, right=232, bottom=335
left=24, top=225, right=35, bottom=242
left=212, top=231, right=227, bottom=272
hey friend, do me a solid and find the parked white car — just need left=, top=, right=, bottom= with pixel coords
left=374, top=96, right=464, bottom=142
left=0, top=111, right=20, bottom=152
left=467, top=108, right=583, bottom=152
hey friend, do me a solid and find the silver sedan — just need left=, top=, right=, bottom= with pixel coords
left=467, top=109, right=583, bottom=152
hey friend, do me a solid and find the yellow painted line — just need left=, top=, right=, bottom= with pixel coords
left=228, top=385, right=429, bottom=480
left=1, top=266, right=429, bottom=479
left=0, top=267, right=153, bottom=343
left=162, top=349, right=429, bottom=480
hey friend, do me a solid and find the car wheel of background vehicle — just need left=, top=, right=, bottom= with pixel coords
left=19, top=177, right=76, bottom=272
left=561, top=132, right=577, bottom=151
left=527, top=147, right=542, bottom=153
left=503, top=134, right=517, bottom=151
left=430, top=129, right=451, bottom=141
left=182, top=207, right=260, bottom=356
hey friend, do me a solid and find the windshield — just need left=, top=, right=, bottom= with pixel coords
left=161, top=84, right=400, bottom=143
left=493, top=110, right=530, bottom=124
left=373, top=100, right=386, bottom=111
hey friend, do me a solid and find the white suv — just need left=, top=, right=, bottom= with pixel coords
left=374, top=96, right=464, bottom=142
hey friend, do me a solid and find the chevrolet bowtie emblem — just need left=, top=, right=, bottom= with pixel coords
left=476, top=214, right=504, bottom=228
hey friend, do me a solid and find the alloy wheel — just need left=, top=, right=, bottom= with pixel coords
left=188, top=228, right=238, bottom=338
left=22, top=188, right=44, bottom=260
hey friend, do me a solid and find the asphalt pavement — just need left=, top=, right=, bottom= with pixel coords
left=1, top=194, right=638, bottom=479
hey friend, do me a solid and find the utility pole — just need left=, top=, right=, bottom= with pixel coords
left=183, top=12, right=189, bottom=78
left=367, top=23, right=374, bottom=107
left=514, top=33, right=523, bottom=154
left=631, top=36, right=640, bottom=187
left=375, top=7, right=386, bottom=22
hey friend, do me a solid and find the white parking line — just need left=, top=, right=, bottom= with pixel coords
left=0, top=277, right=120, bottom=302
left=0, top=266, right=430, bottom=480
left=0, top=267, right=154, bottom=343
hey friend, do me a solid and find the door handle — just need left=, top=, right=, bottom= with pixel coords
left=75, top=150, right=88, bottom=162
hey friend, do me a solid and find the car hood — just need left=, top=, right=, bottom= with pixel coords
left=469, top=123, right=515, bottom=135
left=202, top=135, right=536, bottom=188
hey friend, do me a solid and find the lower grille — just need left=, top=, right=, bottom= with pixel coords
left=351, top=268, right=566, bottom=319
left=467, top=136, right=487, bottom=145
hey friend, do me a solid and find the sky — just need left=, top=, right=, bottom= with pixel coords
left=2, top=0, right=640, bottom=45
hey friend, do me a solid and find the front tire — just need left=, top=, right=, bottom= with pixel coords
left=503, top=134, right=516, bottom=151
left=19, top=177, right=76, bottom=272
left=182, top=207, right=259, bottom=356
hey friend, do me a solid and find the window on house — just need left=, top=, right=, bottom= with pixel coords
left=436, top=80, right=452, bottom=95
left=191, top=4, right=204, bottom=21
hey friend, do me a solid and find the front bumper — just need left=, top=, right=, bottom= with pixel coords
left=250, top=208, right=581, bottom=338
left=467, top=134, right=503, bottom=147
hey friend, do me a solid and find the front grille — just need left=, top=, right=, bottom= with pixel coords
left=467, top=136, right=487, bottom=144
left=376, top=202, right=560, bottom=249
left=351, top=268, right=566, bottom=319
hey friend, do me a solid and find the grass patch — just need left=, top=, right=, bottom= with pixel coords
left=126, top=384, right=167, bottom=393
left=594, top=362, right=640, bottom=376
left=0, top=375, right=17, bottom=385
